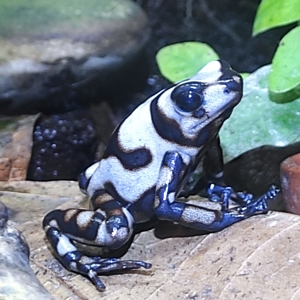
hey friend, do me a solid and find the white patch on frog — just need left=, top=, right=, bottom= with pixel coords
left=122, top=206, right=134, bottom=230
left=156, top=165, right=174, bottom=190
left=79, top=255, right=96, bottom=264
left=117, top=97, right=161, bottom=151
left=201, top=84, right=240, bottom=118
left=76, top=211, right=95, bottom=229
left=69, top=261, right=77, bottom=271
left=95, top=221, right=113, bottom=246
left=113, top=227, right=128, bottom=241
left=87, top=156, right=157, bottom=202
left=94, top=208, right=107, bottom=217
left=85, top=162, right=100, bottom=179
left=232, top=75, right=241, bottom=83
left=49, top=219, right=58, bottom=229
left=191, top=60, right=223, bottom=82
left=56, top=234, right=77, bottom=256
left=181, top=206, right=216, bottom=225
left=168, top=192, right=176, bottom=204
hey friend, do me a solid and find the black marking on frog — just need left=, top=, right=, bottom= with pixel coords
left=103, top=133, right=153, bottom=170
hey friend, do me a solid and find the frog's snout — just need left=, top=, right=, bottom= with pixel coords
left=225, top=75, right=242, bottom=92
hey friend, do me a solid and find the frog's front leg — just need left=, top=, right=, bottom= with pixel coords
left=43, top=195, right=151, bottom=291
left=154, top=151, right=277, bottom=232
left=186, top=136, right=257, bottom=206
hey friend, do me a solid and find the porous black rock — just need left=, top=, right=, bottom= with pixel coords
left=27, top=111, right=97, bottom=181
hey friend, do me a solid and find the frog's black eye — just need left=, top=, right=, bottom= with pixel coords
left=171, top=82, right=203, bottom=112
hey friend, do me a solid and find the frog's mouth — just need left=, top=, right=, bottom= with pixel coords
left=189, top=101, right=237, bottom=132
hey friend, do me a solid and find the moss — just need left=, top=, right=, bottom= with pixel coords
left=0, top=120, right=14, bottom=131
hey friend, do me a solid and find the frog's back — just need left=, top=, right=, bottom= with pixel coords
left=86, top=98, right=164, bottom=202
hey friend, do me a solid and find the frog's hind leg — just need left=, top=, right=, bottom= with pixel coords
left=43, top=193, right=151, bottom=291
left=154, top=151, right=279, bottom=232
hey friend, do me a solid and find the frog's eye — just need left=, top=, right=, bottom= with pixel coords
left=171, top=82, right=203, bottom=112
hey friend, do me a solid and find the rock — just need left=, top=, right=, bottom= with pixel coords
left=0, top=0, right=150, bottom=115
left=280, top=153, right=300, bottom=214
left=0, top=115, right=38, bottom=181
left=0, top=201, right=54, bottom=300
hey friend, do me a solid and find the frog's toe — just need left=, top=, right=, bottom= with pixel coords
left=75, top=255, right=151, bottom=290
left=252, top=185, right=280, bottom=210
left=89, top=257, right=152, bottom=273
left=266, top=184, right=281, bottom=199
left=237, top=187, right=280, bottom=216
left=253, top=198, right=269, bottom=213
left=88, top=270, right=106, bottom=291
left=86, top=261, right=151, bottom=291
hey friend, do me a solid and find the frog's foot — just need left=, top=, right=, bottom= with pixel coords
left=236, top=184, right=280, bottom=215
left=207, top=183, right=254, bottom=205
left=84, top=258, right=151, bottom=291
left=68, top=252, right=151, bottom=291
left=260, top=184, right=280, bottom=202
left=46, top=227, right=151, bottom=291
left=208, top=184, right=280, bottom=208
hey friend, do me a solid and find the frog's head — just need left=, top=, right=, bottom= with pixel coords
left=172, top=60, right=242, bottom=116
left=155, top=60, right=242, bottom=139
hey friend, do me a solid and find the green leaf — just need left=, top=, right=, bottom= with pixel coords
left=156, top=42, right=219, bottom=83
left=220, top=65, right=300, bottom=162
left=268, top=26, right=300, bottom=103
left=253, top=0, right=300, bottom=36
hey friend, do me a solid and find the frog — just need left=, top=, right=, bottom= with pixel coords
left=43, top=60, right=279, bottom=291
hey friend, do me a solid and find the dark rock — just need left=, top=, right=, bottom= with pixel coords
left=224, top=142, right=300, bottom=211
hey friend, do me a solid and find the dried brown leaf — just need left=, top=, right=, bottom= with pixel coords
left=0, top=180, right=85, bottom=223
left=149, top=212, right=300, bottom=300
left=1, top=181, right=300, bottom=299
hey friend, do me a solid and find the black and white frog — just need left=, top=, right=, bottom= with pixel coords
left=43, top=60, right=278, bottom=291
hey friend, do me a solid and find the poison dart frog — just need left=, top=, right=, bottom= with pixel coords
left=43, top=60, right=278, bottom=291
